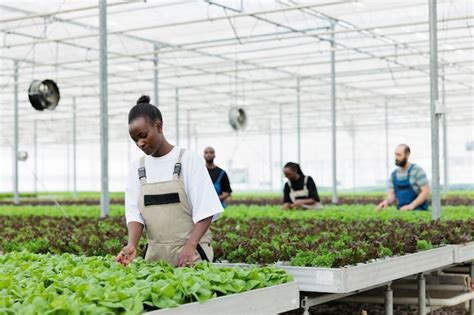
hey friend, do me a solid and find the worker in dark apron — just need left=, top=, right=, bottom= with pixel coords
left=376, top=144, right=429, bottom=211
left=204, top=147, right=232, bottom=208
left=282, top=162, right=322, bottom=210
left=116, top=95, right=223, bottom=267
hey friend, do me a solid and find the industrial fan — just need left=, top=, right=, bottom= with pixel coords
left=17, top=151, right=28, bottom=161
left=28, top=79, right=60, bottom=111
left=229, top=108, right=247, bottom=131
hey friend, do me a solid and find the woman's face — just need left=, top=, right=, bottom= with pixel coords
left=129, top=117, right=162, bottom=156
left=283, top=167, right=299, bottom=182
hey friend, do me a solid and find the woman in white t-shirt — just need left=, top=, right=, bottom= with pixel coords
left=116, top=95, right=223, bottom=267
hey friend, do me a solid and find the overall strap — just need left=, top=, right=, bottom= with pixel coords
left=303, top=176, right=308, bottom=188
left=173, top=149, right=185, bottom=180
left=138, top=156, right=147, bottom=185
left=287, top=180, right=293, bottom=191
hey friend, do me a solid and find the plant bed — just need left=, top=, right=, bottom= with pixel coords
left=212, top=217, right=472, bottom=267
left=0, top=252, right=293, bottom=314
left=0, top=214, right=472, bottom=268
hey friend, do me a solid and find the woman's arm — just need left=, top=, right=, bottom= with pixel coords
left=177, top=216, right=213, bottom=267
left=116, top=221, right=144, bottom=266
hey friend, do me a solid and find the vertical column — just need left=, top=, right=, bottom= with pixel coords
left=34, top=119, right=38, bottom=194
left=469, top=263, right=474, bottom=315
left=384, top=284, right=393, bottom=315
left=175, top=88, right=180, bottom=146
left=279, top=104, right=284, bottom=188
left=296, top=77, right=301, bottom=164
left=351, top=126, right=356, bottom=191
left=385, top=98, right=390, bottom=182
left=153, top=43, right=159, bottom=107
left=441, top=65, right=448, bottom=196
left=72, top=97, right=77, bottom=198
left=99, top=0, right=109, bottom=217
left=330, top=21, right=338, bottom=204
left=13, top=60, right=19, bottom=205
left=418, top=273, right=426, bottom=315
left=269, top=120, right=273, bottom=191
left=429, top=0, right=441, bottom=220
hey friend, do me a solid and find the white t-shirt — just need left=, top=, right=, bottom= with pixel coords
left=125, top=146, right=224, bottom=225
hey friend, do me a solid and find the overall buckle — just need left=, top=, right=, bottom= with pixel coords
left=173, top=163, right=182, bottom=176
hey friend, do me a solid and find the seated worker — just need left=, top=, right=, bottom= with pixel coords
left=282, top=162, right=322, bottom=210
left=376, top=144, right=429, bottom=211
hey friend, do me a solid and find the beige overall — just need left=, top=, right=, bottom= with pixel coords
left=138, top=149, right=213, bottom=266
left=288, top=176, right=323, bottom=209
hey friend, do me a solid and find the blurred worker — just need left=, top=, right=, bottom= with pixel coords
left=376, top=144, right=429, bottom=211
left=204, top=147, right=232, bottom=208
left=116, top=95, right=223, bottom=268
left=282, top=162, right=322, bottom=210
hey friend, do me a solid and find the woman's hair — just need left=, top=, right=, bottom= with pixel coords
left=128, top=95, right=163, bottom=124
left=284, top=162, right=304, bottom=176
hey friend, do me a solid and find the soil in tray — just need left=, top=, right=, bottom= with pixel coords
left=282, top=302, right=469, bottom=315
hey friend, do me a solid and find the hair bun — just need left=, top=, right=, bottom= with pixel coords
left=137, top=95, right=151, bottom=104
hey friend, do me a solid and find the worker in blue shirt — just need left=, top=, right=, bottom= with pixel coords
left=376, top=144, right=430, bottom=211
left=204, top=147, right=232, bottom=207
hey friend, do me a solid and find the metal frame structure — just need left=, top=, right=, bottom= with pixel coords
left=215, top=242, right=474, bottom=314
left=0, top=1, right=472, bottom=204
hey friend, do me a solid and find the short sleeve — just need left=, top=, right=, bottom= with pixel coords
left=221, top=172, right=232, bottom=193
left=283, top=183, right=291, bottom=203
left=414, top=166, right=429, bottom=187
left=185, top=152, right=224, bottom=223
left=388, top=171, right=395, bottom=190
left=125, top=159, right=145, bottom=225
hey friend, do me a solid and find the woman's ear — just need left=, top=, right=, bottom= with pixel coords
left=155, top=120, right=163, bottom=133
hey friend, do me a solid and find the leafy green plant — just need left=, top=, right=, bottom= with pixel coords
left=0, top=251, right=292, bottom=314
left=416, top=240, right=433, bottom=251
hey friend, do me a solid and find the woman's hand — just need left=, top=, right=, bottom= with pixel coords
left=291, top=200, right=306, bottom=208
left=375, top=200, right=388, bottom=211
left=116, top=245, right=137, bottom=266
left=177, top=243, right=197, bottom=267
left=399, top=204, right=415, bottom=211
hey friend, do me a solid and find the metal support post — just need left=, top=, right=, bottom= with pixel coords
left=72, top=97, right=77, bottom=198
left=385, top=283, right=393, bottom=315
left=99, top=0, right=109, bottom=217
left=429, top=0, right=441, bottom=220
left=418, top=273, right=426, bottom=315
left=330, top=21, right=338, bottom=204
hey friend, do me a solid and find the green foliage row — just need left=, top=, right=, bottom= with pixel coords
left=0, top=204, right=472, bottom=221
left=1, top=190, right=473, bottom=201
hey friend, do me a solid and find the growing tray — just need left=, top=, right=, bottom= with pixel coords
left=144, top=282, right=299, bottom=315
left=452, top=241, right=474, bottom=263
left=216, top=246, right=455, bottom=293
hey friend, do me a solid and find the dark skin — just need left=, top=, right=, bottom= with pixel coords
left=282, top=167, right=316, bottom=210
left=116, top=116, right=213, bottom=267
left=204, top=147, right=231, bottom=202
